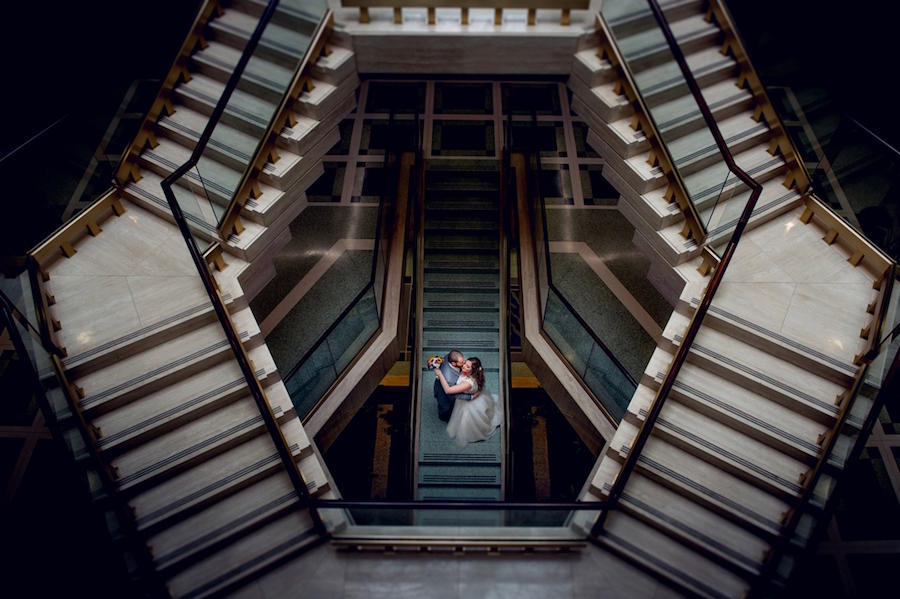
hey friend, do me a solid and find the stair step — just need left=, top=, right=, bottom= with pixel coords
left=423, top=271, right=499, bottom=292
left=149, top=471, right=301, bottom=574
left=616, top=13, right=720, bottom=73
left=626, top=391, right=811, bottom=498
left=678, top=287, right=858, bottom=384
left=166, top=508, right=319, bottom=599
left=423, top=313, right=500, bottom=332
left=93, top=346, right=279, bottom=455
left=139, top=137, right=242, bottom=206
left=652, top=78, right=755, bottom=141
left=157, top=105, right=254, bottom=172
left=425, top=236, right=499, bottom=252
left=642, top=349, right=826, bottom=461
left=131, top=418, right=318, bottom=533
left=417, top=485, right=501, bottom=501
left=424, top=255, right=499, bottom=273
left=208, top=7, right=312, bottom=68
left=174, top=72, right=277, bottom=136
left=600, top=510, right=749, bottom=599
left=111, top=389, right=294, bottom=494
left=418, top=464, right=501, bottom=487
left=423, top=291, right=500, bottom=312
left=669, top=112, right=772, bottom=177
left=76, top=315, right=258, bottom=416
left=605, top=420, right=790, bottom=538
left=662, top=311, right=845, bottom=424
left=635, top=45, right=738, bottom=106
left=424, top=219, right=499, bottom=233
left=607, top=471, right=768, bottom=577
left=191, top=39, right=294, bottom=103
left=604, top=0, right=705, bottom=38
left=62, top=297, right=222, bottom=379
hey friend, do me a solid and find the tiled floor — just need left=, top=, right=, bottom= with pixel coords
left=228, top=542, right=686, bottom=599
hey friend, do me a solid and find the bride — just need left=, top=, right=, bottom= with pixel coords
left=434, top=357, right=502, bottom=448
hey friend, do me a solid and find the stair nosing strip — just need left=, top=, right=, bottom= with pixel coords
left=693, top=300, right=857, bottom=373
left=615, top=486, right=763, bottom=572
left=673, top=123, right=768, bottom=167
left=177, top=85, right=269, bottom=126
left=63, top=301, right=218, bottom=366
left=82, top=333, right=247, bottom=408
left=641, top=56, right=734, bottom=96
left=155, top=490, right=297, bottom=567
left=633, top=450, right=783, bottom=532
left=676, top=335, right=840, bottom=415
left=641, top=409, right=804, bottom=493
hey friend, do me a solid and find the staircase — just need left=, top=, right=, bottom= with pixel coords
left=122, top=0, right=357, bottom=261
left=28, top=1, right=363, bottom=596
left=415, top=161, right=504, bottom=518
left=567, top=1, right=889, bottom=597
left=570, top=0, right=804, bottom=267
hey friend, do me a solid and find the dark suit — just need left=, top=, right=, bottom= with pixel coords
left=434, top=355, right=472, bottom=422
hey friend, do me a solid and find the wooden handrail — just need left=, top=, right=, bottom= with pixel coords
left=705, top=0, right=810, bottom=194
left=341, top=0, right=588, bottom=26
left=592, top=13, right=707, bottom=247
left=115, top=0, right=221, bottom=187
left=29, top=189, right=126, bottom=264
left=218, top=11, right=334, bottom=239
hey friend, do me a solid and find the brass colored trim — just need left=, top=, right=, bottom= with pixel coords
left=218, top=11, right=334, bottom=239
left=592, top=14, right=706, bottom=245
left=29, top=189, right=125, bottom=265
left=115, top=0, right=221, bottom=187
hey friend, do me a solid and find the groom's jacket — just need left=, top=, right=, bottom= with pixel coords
left=434, top=356, right=473, bottom=420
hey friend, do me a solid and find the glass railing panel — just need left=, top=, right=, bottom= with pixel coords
left=542, top=289, right=633, bottom=420
left=317, top=505, right=589, bottom=531
left=601, top=0, right=736, bottom=243
left=168, top=165, right=219, bottom=254
left=192, top=0, right=328, bottom=230
left=286, top=286, right=380, bottom=421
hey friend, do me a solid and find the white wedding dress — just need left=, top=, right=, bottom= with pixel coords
left=445, top=375, right=503, bottom=448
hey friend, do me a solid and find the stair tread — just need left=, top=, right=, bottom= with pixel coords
left=193, top=39, right=294, bottom=93
left=602, top=511, right=749, bottom=599
left=634, top=46, right=736, bottom=101
left=176, top=72, right=277, bottom=132
left=612, top=471, right=769, bottom=574
left=627, top=391, right=811, bottom=496
left=158, top=104, right=257, bottom=166
left=644, top=347, right=827, bottom=457
left=210, top=8, right=311, bottom=62
left=617, top=13, right=719, bottom=65
left=149, top=471, right=299, bottom=571
left=663, top=311, right=846, bottom=419
left=166, top=508, right=317, bottom=598
left=612, top=419, right=790, bottom=536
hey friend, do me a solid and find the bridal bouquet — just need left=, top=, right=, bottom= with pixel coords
left=426, top=355, right=443, bottom=370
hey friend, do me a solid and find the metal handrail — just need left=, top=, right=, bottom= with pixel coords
left=524, top=113, right=639, bottom=391
left=310, top=498, right=609, bottom=510
left=159, top=0, right=325, bottom=535
left=590, top=0, right=764, bottom=535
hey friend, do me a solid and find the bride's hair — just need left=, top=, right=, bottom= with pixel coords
left=468, top=357, right=485, bottom=391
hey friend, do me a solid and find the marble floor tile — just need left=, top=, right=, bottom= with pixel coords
left=125, top=275, right=207, bottom=327
left=781, top=282, right=873, bottom=363
left=713, top=281, right=796, bottom=333
left=50, top=274, right=140, bottom=356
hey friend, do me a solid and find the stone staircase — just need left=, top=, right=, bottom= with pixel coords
left=416, top=161, right=504, bottom=519
left=569, top=0, right=803, bottom=267
left=38, top=198, right=338, bottom=598
left=567, top=2, right=885, bottom=596
left=121, top=0, right=358, bottom=264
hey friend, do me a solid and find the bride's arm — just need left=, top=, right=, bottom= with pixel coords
left=434, top=370, right=474, bottom=395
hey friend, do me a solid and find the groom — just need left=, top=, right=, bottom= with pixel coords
left=434, top=349, right=472, bottom=422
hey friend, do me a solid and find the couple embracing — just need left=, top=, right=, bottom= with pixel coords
left=433, top=349, right=502, bottom=448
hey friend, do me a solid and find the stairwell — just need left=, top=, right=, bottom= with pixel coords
left=415, top=161, right=504, bottom=517
left=28, top=1, right=362, bottom=596
left=567, top=1, right=892, bottom=596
